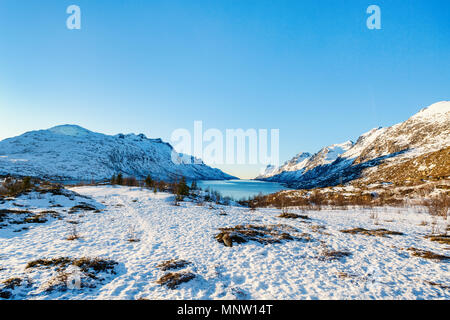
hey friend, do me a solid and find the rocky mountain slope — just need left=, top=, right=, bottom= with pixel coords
left=0, top=125, right=235, bottom=181
left=257, top=101, right=450, bottom=189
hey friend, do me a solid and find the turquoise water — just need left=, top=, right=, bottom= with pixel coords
left=197, top=179, right=289, bottom=200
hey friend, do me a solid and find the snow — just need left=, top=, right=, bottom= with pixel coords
left=412, top=101, right=450, bottom=123
left=1, top=186, right=448, bottom=300
left=48, top=125, right=92, bottom=137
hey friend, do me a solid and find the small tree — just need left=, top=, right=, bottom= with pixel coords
left=124, top=176, right=137, bottom=186
left=111, top=175, right=116, bottom=185
left=176, top=177, right=190, bottom=197
left=22, top=176, right=32, bottom=190
left=116, top=173, right=123, bottom=185
left=145, top=175, right=153, bottom=188
left=191, top=180, right=198, bottom=190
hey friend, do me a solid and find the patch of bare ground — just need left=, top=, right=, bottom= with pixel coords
left=278, top=212, right=310, bottom=220
left=340, top=227, right=403, bottom=237
left=319, top=249, right=352, bottom=262
left=335, top=271, right=357, bottom=279
left=68, top=203, right=98, bottom=214
left=407, top=248, right=449, bottom=261
left=0, top=277, right=29, bottom=299
left=424, top=280, right=450, bottom=290
left=0, top=290, right=11, bottom=299
left=156, top=271, right=196, bottom=289
left=2, top=277, right=22, bottom=290
left=26, top=257, right=117, bottom=273
left=215, top=224, right=305, bottom=247
left=25, top=257, right=118, bottom=293
left=0, top=209, right=62, bottom=229
left=425, top=235, right=450, bottom=245
left=156, top=259, right=191, bottom=271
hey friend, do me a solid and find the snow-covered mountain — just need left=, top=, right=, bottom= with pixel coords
left=0, top=125, right=235, bottom=181
left=257, top=141, right=353, bottom=182
left=257, top=101, right=450, bottom=188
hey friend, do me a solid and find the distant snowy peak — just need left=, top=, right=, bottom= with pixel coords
left=410, top=101, right=450, bottom=123
left=48, top=124, right=93, bottom=137
left=259, top=164, right=279, bottom=177
left=0, top=125, right=235, bottom=181
left=310, top=141, right=354, bottom=166
left=257, top=141, right=353, bottom=180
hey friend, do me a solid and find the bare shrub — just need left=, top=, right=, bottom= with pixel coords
left=424, top=193, right=449, bottom=219
left=124, top=176, right=138, bottom=187
left=0, top=176, right=34, bottom=197
left=126, top=225, right=140, bottom=242
left=66, top=225, right=81, bottom=241
left=309, top=191, right=325, bottom=210
left=430, top=218, right=441, bottom=235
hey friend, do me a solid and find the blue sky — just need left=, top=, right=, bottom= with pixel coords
left=1, top=0, right=449, bottom=178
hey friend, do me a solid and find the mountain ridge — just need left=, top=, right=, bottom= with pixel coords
left=257, top=101, right=450, bottom=188
left=0, top=125, right=235, bottom=181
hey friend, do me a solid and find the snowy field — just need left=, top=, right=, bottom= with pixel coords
left=0, top=185, right=448, bottom=300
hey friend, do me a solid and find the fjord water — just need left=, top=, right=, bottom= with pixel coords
left=197, top=179, right=289, bottom=200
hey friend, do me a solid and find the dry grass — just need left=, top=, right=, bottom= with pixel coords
left=278, top=212, right=310, bottom=220
left=156, top=259, right=191, bottom=271
left=215, top=224, right=303, bottom=247
left=42, top=272, right=78, bottom=292
left=0, top=177, right=34, bottom=197
left=156, top=271, right=195, bottom=289
left=340, top=227, right=403, bottom=237
left=319, top=249, right=352, bottom=261
left=424, top=235, right=450, bottom=245
left=424, top=280, right=450, bottom=290
left=2, top=277, right=22, bottom=290
left=68, top=203, right=98, bottom=214
left=26, top=257, right=117, bottom=273
left=407, top=248, right=449, bottom=261
left=335, top=271, right=356, bottom=279
left=24, top=257, right=118, bottom=293
left=0, top=209, right=63, bottom=229
left=424, top=193, right=449, bottom=219
left=310, top=225, right=326, bottom=232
